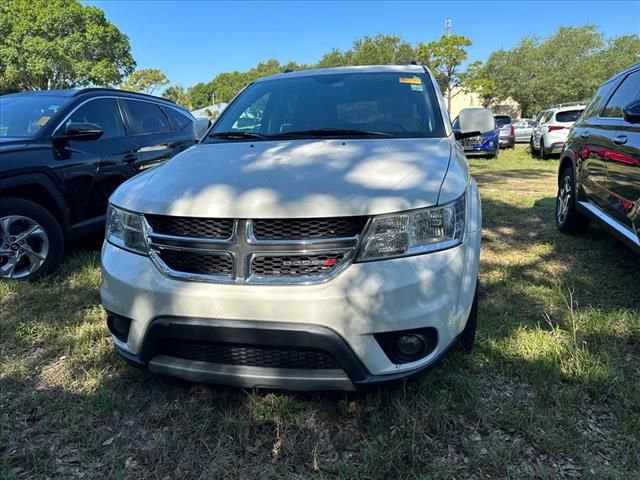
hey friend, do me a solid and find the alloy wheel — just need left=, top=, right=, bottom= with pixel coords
left=0, top=215, right=49, bottom=279
left=557, top=175, right=572, bottom=225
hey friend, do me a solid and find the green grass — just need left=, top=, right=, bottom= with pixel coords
left=2, top=145, right=639, bottom=479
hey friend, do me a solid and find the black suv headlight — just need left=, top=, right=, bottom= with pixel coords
left=105, top=205, right=148, bottom=255
left=356, top=194, right=465, bottom=262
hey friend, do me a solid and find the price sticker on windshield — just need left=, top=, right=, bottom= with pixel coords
left=399, top=77, right=422, bottom=85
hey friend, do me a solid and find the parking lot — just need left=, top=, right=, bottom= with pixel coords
left=2, top=145, right=638, bottom=479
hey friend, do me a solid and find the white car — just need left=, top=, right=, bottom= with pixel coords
left=530, top=104, right=585, bottom=159
left=100, top=65, right=484, bottom=391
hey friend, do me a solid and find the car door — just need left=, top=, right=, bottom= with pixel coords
left=533, top=111, right=551, bottom=148
left=120, top=99, right=191, bottom=172
left=55, top=97, right=139, bottom=225
left=598, top=69, right=640, bottom=233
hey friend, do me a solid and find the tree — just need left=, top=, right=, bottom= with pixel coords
left=120, top=68, right=169, bottom=95
left=0, top=0, right=135, bottom=91
left=416, top=34, right=472, bottom=112
left=162, top=85, right=191, bottom=109
left=479, top=26, right=640, bottom=116
left=317, top=34, right=416, bottom=67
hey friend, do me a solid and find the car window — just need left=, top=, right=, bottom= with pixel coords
left=164, top=107, right=193, bottom=130
left=66, top=98, right=125, bottom=139
left=123, top=99, right=171, bottom=135
left=0, top=95, right=69, bottom=138
left=494, top=115, right=511, bottom=127
left=208, top=72, right=445, bottom=140
left=601, top=70, right=640, bottom=118
left=541, top=111, right=554, bottom=124
left=555, top=109, right=583, bottom=123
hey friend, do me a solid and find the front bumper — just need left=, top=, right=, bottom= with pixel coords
left=101, top=192, right=482, bottom=390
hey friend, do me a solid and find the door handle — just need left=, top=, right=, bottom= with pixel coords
left=613, top=135, right=628, bottom=145
left=580, top=131, right=591, bottom=139
left=123, top=153, right=138, bottom=163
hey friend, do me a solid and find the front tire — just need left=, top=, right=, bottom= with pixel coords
left=530, top=137, right=536, bottom=155
left=0, top=198, right=64, bottom=281
left=540, top=140, right=548, bottom=160
left=555, top=167, right=590, bottom=234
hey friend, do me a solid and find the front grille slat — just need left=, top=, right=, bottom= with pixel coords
left=162, top=340, right=340, bottom=369
left=146, top=214, right=234, bottom=239
left=251, top=253, right=348, bottom=277
left=252, top=217, right=366, bottom=240
left=159, top=250, right=233, bottom=276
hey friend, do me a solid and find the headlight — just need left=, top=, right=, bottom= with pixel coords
left=105, top=205, right=148, bottom=255
left=356, top=194, right=465, bottom=261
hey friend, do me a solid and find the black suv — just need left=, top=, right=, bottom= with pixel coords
left=1, top=88, right=198, bottom=280
left=556, top=63, right=640, bottom=253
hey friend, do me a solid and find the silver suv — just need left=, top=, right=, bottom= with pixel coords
left=530, top=103, right=586, bottom=159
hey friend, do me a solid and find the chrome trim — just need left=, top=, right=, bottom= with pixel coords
left=577, top=201, right=640, bottom=246
left=144, top=217, right=364, bottom=285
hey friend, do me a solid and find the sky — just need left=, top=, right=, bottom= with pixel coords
left=86, top=1, right=640, bottom=89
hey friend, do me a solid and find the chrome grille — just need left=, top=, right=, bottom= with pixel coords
left=251, top=252, right=348, bottom=277
left=252, top=217, right=367, bottom=240
left=145, top=214, right=234, bottom=239
left=145, top=217, right=366, bottom=285
left=162, top=340, right=340, bottom=369
left=460, top=136, right=483, bottom=146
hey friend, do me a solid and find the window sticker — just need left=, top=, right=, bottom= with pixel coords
left=410, top=84, right=424, bottom=92
left=36, top=116, right=50, bottom=126
left=399, top=77, right=422, bottom=85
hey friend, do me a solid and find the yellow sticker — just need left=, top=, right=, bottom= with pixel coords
left=36, top=116, right=50, bottom=126
left=399, top=77, right=422, bottom=85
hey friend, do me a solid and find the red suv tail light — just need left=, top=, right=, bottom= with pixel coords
left=548, top=125, right=566, bottom=132
left=510, top=126, right=515, bottom=136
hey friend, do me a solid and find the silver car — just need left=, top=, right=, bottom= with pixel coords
left=513, top=120, right=534, bottom=143
left=494, top=115, right=515, bottom=148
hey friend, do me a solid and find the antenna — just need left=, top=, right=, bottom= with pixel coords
left=445, top=18, right=452, bottom=36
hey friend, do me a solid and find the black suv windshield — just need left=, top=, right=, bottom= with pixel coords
left=0, top=95, right=70, bottom=138
left=206, top=71, right=445, bottom=141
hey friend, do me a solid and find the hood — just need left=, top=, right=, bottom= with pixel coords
left=111, top=138, right=453, bottom=218
left=0, top=137, right=32, bottom=152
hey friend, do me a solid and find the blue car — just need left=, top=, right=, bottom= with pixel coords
left=453, top=111, right=499, bottom=158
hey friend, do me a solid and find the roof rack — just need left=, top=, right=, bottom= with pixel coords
left=282, top=68, right=294, bottom=73
left=410, top=60, right=418, bottom=65
left=549, top=101, right=587, bottom=108
left=73, top=87, right=177, bottom=104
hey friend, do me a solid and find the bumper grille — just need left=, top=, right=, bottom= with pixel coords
left=146, top=214, right=234, bottom=239
left=158, top=250, right=233, bottom=276
left=252, top=252, right=348, bottom=277
left=162, top=340, right=340, bottom=369
left=461, top=136, right=483, bottom=146
left=252, top=217, right=367, bottom=240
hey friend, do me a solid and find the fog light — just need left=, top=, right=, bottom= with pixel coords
left=395, top=334, right=426, bottom=361
left=107, top=312, right=132, bottom=342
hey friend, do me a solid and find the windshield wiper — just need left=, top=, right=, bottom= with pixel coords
left=208, top=131, right=269, bottom=140
left=272, top=128, right=392, bottom=138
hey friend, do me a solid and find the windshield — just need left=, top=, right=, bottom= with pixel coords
left=494, top=115, right=511, bottom=127
left=0, top=95, right=69, bottom=138
left=206, top=72, right=445, bottom=141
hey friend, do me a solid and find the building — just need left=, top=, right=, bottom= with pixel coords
left=449, top=88, right=521, bottom=120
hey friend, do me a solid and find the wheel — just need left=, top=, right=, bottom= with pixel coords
left=458, top=282, right=478, bottom=352
left=555, top=167, right=590, bottom=234
left=530, top=137, right=536, bottom=155
left=540, top=140, right=547, bottom=159
left=0, top=198, right=64, bottom=281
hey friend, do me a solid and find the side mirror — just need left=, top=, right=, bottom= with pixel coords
left=623, top=100, right=640, bottom=124
left=454, top=107, right=495, bottom=140
left=531, top=120, right=538, bottom=127
left=193, top=118, right=211, bottom=141
left=55, top=122, right=104, bottom=141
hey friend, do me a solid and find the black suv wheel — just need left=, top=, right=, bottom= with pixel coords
left=555, top=167, right=590, bottom=234
left=0, top=198, right=64, bottom=281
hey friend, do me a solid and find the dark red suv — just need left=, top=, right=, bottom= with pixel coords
left=555, top=63, right=640, bottom=253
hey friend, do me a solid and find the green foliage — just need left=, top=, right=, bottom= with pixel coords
left=317, top=34, right=416, bottom=67
left=480, top=25, right=640, bottom=116
left=416, top=34, right=473, bottom=109
left=120, top=68, right=169, bottom=95
left=0, top=0, right=135, bottom=91
left=162, top=85, right=191, bottom=109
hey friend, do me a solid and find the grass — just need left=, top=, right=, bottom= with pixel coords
left=1, top=145, right=639, bottom=479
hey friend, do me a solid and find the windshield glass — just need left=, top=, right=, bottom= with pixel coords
left=0, top=95, right=69, bottom=138
left=206, top=72, right=445, bottom=141
left=494, top=115, right=511, bottom=127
